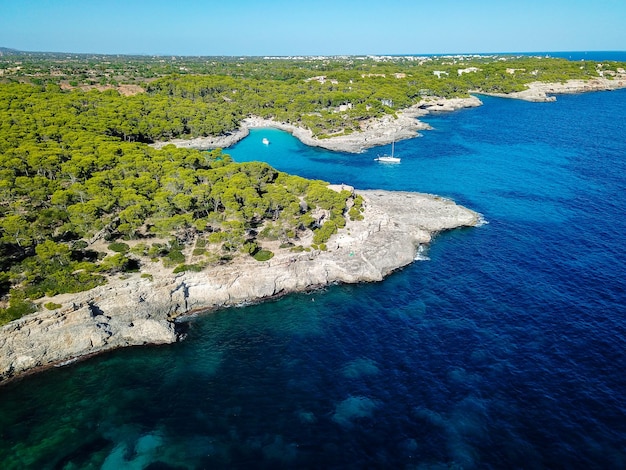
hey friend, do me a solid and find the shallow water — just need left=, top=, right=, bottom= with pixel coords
left=1, top=89, right=626, bottom=469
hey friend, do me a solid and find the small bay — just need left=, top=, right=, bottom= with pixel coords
left=1, top=88, right=626, bottom=469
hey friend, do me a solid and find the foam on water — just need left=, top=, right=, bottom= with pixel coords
left=414, top=244, right=431, bottom=261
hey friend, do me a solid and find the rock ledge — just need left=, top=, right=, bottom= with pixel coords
left=0, top=190, right=480, bottom=383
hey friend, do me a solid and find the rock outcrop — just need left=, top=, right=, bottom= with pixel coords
left=0, top=190, right=480, bottom=383
left=484, top=77, right=626, bottom=102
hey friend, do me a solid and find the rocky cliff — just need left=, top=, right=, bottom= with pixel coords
left=0, top=190, right=480, bottom=383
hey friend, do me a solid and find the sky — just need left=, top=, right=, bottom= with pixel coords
left=0, top=0, right=624, bottom=56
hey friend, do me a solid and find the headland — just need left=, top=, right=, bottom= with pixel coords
left=0, top=189, right=480, bottom=383
left=482, top=77, right=626, bottom=102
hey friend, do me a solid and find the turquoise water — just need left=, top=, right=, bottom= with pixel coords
left=2, top=89, right=626, bottom=469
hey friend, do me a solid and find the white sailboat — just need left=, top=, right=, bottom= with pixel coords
left=375, top=140, right=401, bottom=163
left=262, top=137, right=270, bottom=145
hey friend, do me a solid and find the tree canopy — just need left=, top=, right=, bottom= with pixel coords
left=0, top=81, right=352, bottom=324
left=3, top=52, right=624, bottom=138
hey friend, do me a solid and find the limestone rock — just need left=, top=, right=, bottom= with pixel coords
left=151, top=96, right=484, bottom=154
left=0, top=190, right=480, bottom=383
left=485, top=77, right=626, bottom=102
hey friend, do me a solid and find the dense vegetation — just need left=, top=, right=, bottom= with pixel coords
left=0, top=80, right=356, bottom=324
left=3, top=51, right=624, bottom=138
left=0, top=51, right=623, bottom=324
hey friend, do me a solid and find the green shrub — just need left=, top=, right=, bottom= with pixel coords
left=147, top=243, right=168, bottom=258
left=208, top=232, right=226, bottom=244
left=44, top=302, right=62, bottom=310
left=166, top=250, right=185, bottom=263
left=23, top=269, right=105, bottom=299
left=72, top=240, right=89, bottom=250
left=108, top=242, right=130, bottom=253
left=313, top=220, right=338, bottom=245
left=24, top=287, right=46, bottom=300
left=259, top=224, right=280, bottom=240
left=130, top=243, right=148, bottom=256
left=253, top=249, right=274, bottom=261
left=173, top=263, right=204, bottom=273
left=0, top=295, right=37, bottom=325
left=349, top=195, right=365, bottom=221
left=99, top=253, right=139, bottom=273
left=333, top=214, right=346, bottom=229
left=349, top=206, right=364, bottom=221
left=241, top=242, right=258, bottom=254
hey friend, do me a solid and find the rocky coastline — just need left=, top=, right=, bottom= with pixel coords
left=481, top=77, right=626, bottom=102
left=0, top=190, right=481, bottom=384
left=151, top=96, right=484, bottom=153
left=151, top=77, right=626, bottom=153
left=6, top=77, right=617, bottom=384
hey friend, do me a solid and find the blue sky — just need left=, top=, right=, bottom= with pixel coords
left=1, top=0, right=624, bottom=56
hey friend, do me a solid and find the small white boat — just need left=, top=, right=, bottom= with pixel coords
left=262, top=138, right=270, bottom=145
left=375, top=155, right=401, bottom=163
left=375, top=140, right=400, bottom=163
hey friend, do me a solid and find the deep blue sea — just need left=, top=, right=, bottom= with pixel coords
left=403, top=50, right=626, bottom=62
left=2, top=86, right=626, bottom=469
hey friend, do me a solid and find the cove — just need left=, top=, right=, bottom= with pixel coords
left=1, top=89, right=626, bottom=469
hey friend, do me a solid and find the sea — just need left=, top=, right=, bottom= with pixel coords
left=2, top=58, right=626, bottom=469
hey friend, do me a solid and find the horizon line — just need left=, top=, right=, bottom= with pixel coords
left=2, top=47, right=626, bottom=59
